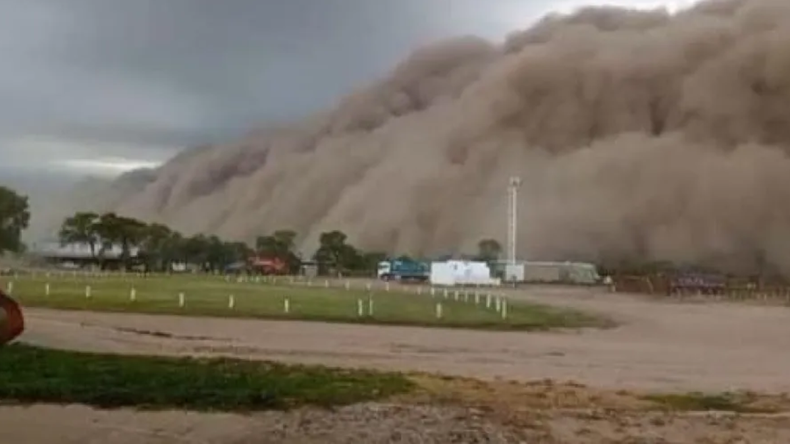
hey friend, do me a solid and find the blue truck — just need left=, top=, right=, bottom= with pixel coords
left=377, top=259, right=430, bottom=282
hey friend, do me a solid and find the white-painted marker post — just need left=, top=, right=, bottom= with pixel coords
left=464, top=292, right=469, bottom=303
left=324, top=279, right=329, bottom=288
left=454, top=290, right=459, bottom=301
left=501, top=298, right=508, bottom=319
left=45, top=283, right=50, bottom=296
left=430, top=287, right=436, bottom=297
left=178, top=292, right=185, bottom=307
left=283, top=298, right=290, bottom=314
left=385, top=282, right=390, bottom=292
left=486, top=294, right=492, bottom=309
left=495, top=297, right=501, bottom=313
left=228, top=295, right=235, bottom=309
left=417, top=286, right=422, bottom=295
left=345, top=280, right=350, bottom=290
left=130, top=288, right=136, bottom=302
left=85, top=285, right=91, bottom=299
left=368, top=296, right=374, bottom=317
left=357, top=299, right=364, bottom=317
left=435, top=302, right=443, bottom=319
left=6, top=281, right=12, bottom=294
left=474, top=293, right=480, bottom=305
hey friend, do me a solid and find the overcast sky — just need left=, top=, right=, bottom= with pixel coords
left=0, top=0, right=693, bottom=178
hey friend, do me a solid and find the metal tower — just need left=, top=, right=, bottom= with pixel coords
left=507, top=176, right=521, bottom=265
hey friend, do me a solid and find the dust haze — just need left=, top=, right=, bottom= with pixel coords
left=83, top=0, right=790, bottom=274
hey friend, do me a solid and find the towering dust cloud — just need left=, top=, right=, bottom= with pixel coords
left=103, top=0, right=790, bottom=274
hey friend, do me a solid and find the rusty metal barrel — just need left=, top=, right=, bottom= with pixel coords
left=0, top=290, right=24, bottom=344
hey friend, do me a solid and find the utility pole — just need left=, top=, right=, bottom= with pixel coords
left=507, top=176, right=521, bottom=265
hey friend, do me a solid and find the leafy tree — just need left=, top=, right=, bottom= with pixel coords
left=181, top=234, right=211, bottom=270
left=58, top=212, right=100, bottom=259
left=476, top=238, right=502, bottom=262
left=93, top=213, right=147, bottom=269
left=0, top=186, right=30, bottom=254
left=314, top=230, right=359, bottom=275
left=138, top=223, right=178, bottom=271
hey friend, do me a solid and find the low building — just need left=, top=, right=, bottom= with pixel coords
left=29, top=240, right=140, bottom=269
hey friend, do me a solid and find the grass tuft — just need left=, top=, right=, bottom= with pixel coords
left=0, top=344, right=413, bottom=412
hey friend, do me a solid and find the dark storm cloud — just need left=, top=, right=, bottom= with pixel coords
left=0, top=0, right=675, bottom=173
left=0, top=0, right=559, bottom=164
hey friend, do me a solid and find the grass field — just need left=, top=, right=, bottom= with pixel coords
left=1, top=272, right=607, bottom=330
left=0, top=343, right=412, bottom=411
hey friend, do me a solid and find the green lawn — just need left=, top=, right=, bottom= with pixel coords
left=0, top=343, right=412, bottom=411
left=2, top=273, right=607, bottom=330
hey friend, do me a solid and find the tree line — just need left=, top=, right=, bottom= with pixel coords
left=0, top=184, right=505, bottom=275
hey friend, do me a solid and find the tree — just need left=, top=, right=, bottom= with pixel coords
left=314, top=230, right=359, bottom=275
left=58, top=212, right=100, bottom=259
left=93, top=213, right=147, bottom=269
left=476, top=238, right=502, bottom=262
left=0, top=186, right=30, bottom=254
left=138, top=223, right=176, bottom=271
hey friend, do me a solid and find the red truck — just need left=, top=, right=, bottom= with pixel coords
left=248, top=256, right=288, bottom=275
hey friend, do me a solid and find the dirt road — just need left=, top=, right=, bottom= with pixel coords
left=18, top=287, right=790, bottom=392
left=9, top=287, right=790, bottom=443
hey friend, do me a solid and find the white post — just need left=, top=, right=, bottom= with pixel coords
left=130, top=288, right=136, bottom=302
left=45, top=283, right=50, bottom=296
left=475, top=293, right=480, bottom=305
left=345, top=280, right=350, bottom=290
left=85, top=285, right=91, bottom=299
left=368, top=296, right=374, bottom=316
left=501, top=298, right=508, bottom=319
left=228, top=295, right=235, bottom=309
left=417, top=286, right=422, bottom=295
left=283, top=298, right=290, bottom=314
left=495, top=296, right=501, bottom=312
left=430, top=287, right=436, bottom=297
left=178, top=292, right=185, bottom=307
left=385, top=282, right=390, bottom=292
left=436, top=302, right=443, bottom=319
left=486, top=294, right=492, bottom=308
left=454, top=291, right=459, bottom=301
left=357, top=299, right=364, bottom=317
left=324, top=279, right=329, bottom=288
left=307, top=280, right=312, bottom=287
left=5, top=281, right=12, bottom=294
left=443, top=289, right=448, bottom=299
left=464, top=292, right=469, bottom=303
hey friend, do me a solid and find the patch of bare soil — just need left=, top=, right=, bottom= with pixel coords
left=4, top=380, right=790, bottom=443
left=9, top=287, right=790, bottom=442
